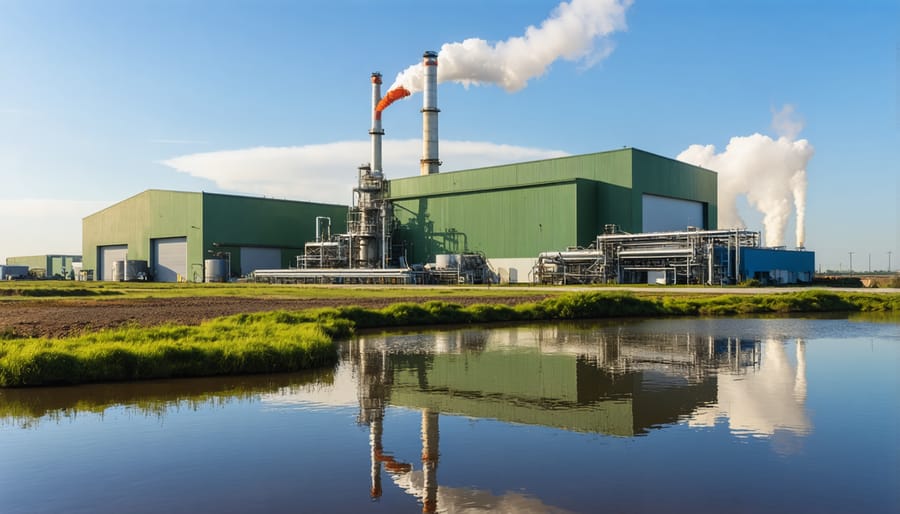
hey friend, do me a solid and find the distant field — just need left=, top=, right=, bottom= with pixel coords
left=0, top=281, right=553, bottom=301
left=2, top=279, right=897, bottom=302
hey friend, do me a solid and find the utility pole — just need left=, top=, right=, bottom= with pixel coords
left=848, top=252, right=854, bottom=274
left=889, top=251, right=893, bottom=273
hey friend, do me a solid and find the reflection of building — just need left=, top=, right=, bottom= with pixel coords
left=349, top=327, right=755, bottom=438
left=345, top=326, right=770, bottom=512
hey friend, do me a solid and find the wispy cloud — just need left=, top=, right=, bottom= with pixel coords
left=161, top=139, right=569, bottom=204
left=0, top=199, right=112, bottom=262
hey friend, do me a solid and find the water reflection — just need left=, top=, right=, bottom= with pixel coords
left=348, top=325, right=793, bottom=438
left=0, top=369, right=334, bottom=429
left=343, top=324, right=811, bottom=512
left=689, top=339, right=810, bottom=438
left=0, top=323, right=817, bottom=513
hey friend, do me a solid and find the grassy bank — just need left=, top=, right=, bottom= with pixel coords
left=0, top=314, right=348, bottom=387
left=1, top=290, right=896, bottom=387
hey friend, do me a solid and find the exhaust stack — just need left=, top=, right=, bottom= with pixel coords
left=369, top=73, right=384, bottom=176
left=420, top=51, right=440, bottom=175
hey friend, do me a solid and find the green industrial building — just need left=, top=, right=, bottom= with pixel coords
left=388, top=147, right=717, bottom=281
left=82, top=148, right=715, bottom=283
left=4, top=255, right=81, bottom=279
left=82, top=190, right=347, bottom=282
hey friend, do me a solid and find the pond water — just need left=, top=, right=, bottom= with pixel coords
left=1, top=316, right=898, bottom=514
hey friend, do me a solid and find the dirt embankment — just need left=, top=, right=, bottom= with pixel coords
left=0, top=295, right=551, bottom=340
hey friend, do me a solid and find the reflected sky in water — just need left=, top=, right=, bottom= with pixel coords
left=1, top=317, right=897, bottom=514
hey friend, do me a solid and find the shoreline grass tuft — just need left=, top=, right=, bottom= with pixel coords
left=1, top=290, right=896, bottom=387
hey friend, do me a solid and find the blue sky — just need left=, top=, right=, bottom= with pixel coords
left=0, top=0, right=896, bottom=272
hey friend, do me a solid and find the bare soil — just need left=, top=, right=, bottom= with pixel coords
left=0, top=294, right=551, bottom=339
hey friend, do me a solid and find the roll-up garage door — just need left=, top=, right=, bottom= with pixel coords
left=642, top=194, right=704, bottom=232
left=240, top=247, right=281, bottom=275
left=98, top=245, right=127, bottom=281
left=153, top=237, right=187, bottom=282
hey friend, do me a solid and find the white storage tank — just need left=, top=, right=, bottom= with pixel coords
left=204, top=258, right=228, bottom=283
left=111, top=261, right=126, bottom=282
left=435, top=254, right=459, bottom=269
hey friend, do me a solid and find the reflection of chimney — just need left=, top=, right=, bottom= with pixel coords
left=420, top=51, right=440, bottom=175
left=370, top=72, right=384, bottom=176
left=421, top=409, right=439, bottom=513
left=370, top=417, right=383, bottom=498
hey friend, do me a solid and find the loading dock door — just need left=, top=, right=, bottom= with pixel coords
left=98, top=245, right=127, bottom=281
left=240, top=247, right=281, bottom=275
left=153, top=237, right=187, bottom=282
left=642, top=194, right=704, bottom=232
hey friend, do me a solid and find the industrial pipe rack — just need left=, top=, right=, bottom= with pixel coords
left=533, top=228, right=761, bottom=285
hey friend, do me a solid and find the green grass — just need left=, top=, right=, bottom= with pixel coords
left=0, top=313, right=348, bottom=387
left=1, top=289, right=896, bottom=387
left=0, top=281, right=548, bottom=301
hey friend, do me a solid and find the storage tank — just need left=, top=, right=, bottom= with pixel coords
left=434, top=254, right=459, bottom=269
left=204, top=258, right=228, bottom=283
left=111, top=261, right=126, bottom=282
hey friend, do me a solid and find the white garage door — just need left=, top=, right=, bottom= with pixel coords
left=98, top=245, right=127, bottom=281
left=642, top=194, right=704, bottom=232
left=240, top=247, right=282, bottom=275
left=153, top=237, right=187, bottom=282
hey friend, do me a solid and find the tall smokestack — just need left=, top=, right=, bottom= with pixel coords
left=370, top=72, right=384, bottom=176
left=420, top=51, right=440, bottom=175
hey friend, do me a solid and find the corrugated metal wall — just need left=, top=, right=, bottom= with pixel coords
left=392, top=182, right=581, bottom=264
left=6, top=254, right=83, bottom=278
left=82, top=190, right=348, bottom=281
left=202, top=193, right=347, bottom=272
left=388, top=148, right=718, bottom=264
left=82, top=190, right=202, bottom=279
left=631, top=150, right=718, bottom=230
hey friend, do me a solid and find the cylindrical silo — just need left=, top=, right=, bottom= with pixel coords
left=204, top=258, right=228, bottom=283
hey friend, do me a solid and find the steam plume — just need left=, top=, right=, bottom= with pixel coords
left=387, top=0, right=631, bottom=94
left=677, top=105, right=813, bottom=248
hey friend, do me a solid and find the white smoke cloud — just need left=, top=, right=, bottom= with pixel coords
left=677, top=106, right=814, bottom=248
left=162, top=140, right=569, bottom=204
left=390, top=0, right=631, bottom=93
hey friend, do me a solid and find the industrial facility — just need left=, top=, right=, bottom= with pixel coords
left=80, top=50, right=814, bottom=285
left=81, top=190, right=346, bottom=282
left=2, top=255, right=81, bottom=280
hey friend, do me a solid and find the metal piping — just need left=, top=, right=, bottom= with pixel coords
left=420, top=51, right=440, bottom=175
left=369, top=73, right=384, bottom=176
